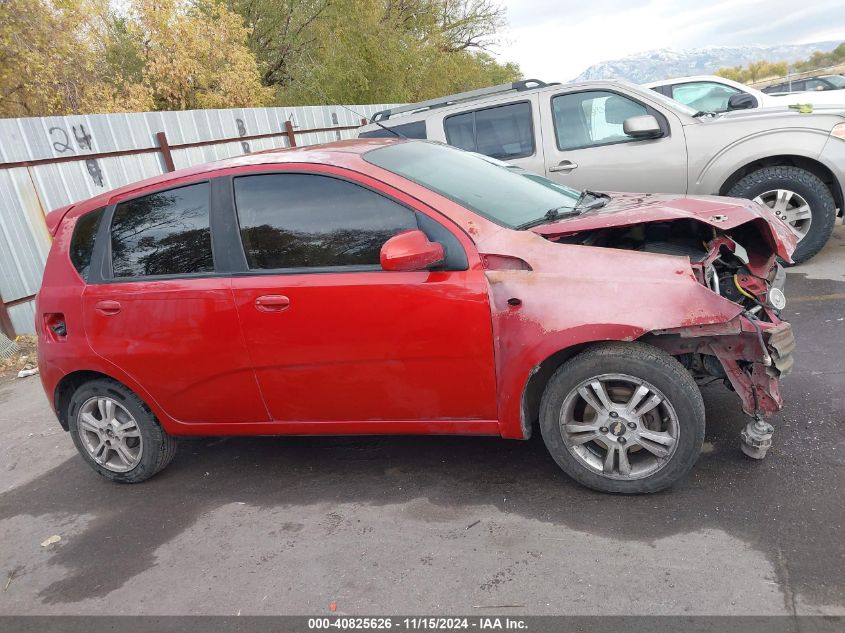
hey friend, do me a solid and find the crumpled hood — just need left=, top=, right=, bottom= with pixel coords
left=530, top=192, right=797, bottom=261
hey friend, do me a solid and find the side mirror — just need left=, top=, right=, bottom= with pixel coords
left=727, top=93, right=756, bottom=110
left=380, top=230, right=444, bottom=272
left=623, top=115, right=662, bottom=138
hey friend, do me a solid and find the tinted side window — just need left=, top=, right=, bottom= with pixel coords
left=444, top=102, right=534, bottom=159
left=444, top=112, right=475, bottom=151
left=552, top=91, right=652, bottom=150
left=234, top=174, right=418, bottom=270
left=110, top=183, right=213, bottom=278
left=358, top=121, right=427, bottom=139
left=70, top=208, right=104, bottom=282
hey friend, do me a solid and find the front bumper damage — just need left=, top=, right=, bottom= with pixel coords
left=713, top=320, right=795, bottom=416
left=647, top=316, right=795, bottom=458
left=719, top=321, right=795, bottom=459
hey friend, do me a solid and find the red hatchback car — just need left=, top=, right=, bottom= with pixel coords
left=37, top=139, right=797, bottom=493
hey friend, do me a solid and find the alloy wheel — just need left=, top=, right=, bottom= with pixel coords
left=559, top=373, right=680, bottom=480
left=77, top=396, right=143, bottom=472
left=753, top=189, right=812, bottom=240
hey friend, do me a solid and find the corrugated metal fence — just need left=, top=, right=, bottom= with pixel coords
left=0, top=103, right=396, bottom=336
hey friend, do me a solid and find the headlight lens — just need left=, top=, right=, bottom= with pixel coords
left=832, top=123, right=845, bottom=139
left=768, top=287, right=787, bottom=311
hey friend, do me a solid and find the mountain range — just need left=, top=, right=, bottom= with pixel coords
left=573, top=41, right=842, bottom=83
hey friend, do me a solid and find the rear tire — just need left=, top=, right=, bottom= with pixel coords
left=726, top=166, right=836, bottom=264
left=539, top=342, right=705, bottom=494
left=67, top=378, right=177, bottom=483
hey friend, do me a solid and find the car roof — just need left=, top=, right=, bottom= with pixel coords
left=358, top=79, right=644, bottom=131
left=48, top=138, right=406, bottom=227
left=643, top=75, right=743, bottom=87
left=96, top=137, right=397, bottom=199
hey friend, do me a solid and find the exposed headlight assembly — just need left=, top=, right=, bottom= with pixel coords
left=768, top=287, right=787, bottom=311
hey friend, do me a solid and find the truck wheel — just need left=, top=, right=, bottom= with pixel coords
left=67, top=378, right=177, bottom=483
left=539, top=342, right=705, bottom=494
left=726, top=166, right=836, bottom=264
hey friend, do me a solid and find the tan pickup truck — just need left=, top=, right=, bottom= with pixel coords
left=359, top=78, right=845, bottom=263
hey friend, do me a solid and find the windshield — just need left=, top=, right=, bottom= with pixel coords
left=642, top=88, right=700, bottom=117
left=824, top=75, right=845, bottom=89
left=364, top=141, right=583, bottom=228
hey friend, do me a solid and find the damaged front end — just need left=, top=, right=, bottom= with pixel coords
left=645, top=315, right=795, bottom=458
left=542, top=212, right=797, bottom=459
left=627, top=222, right=795, bottom=459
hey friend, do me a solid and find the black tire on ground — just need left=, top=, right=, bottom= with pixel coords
left=539, top=342, right=705, bottom=494
left=67, top=378, right=177, bottom=483
left=726, top=165, right=836, bottom=264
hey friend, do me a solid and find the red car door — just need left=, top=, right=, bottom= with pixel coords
left=228, top=170, right=498, bottom=426
left=82, top=181, right=268, bottom=425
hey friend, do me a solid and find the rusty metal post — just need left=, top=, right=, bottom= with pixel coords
left=285, top=121, right=297, bottom=147
left=0, top=293, right=16, bottom=339
left=156, top=131, right=176, bottom=172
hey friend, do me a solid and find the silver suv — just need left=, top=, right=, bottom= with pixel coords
left=358, top=79, right=845, bottom=263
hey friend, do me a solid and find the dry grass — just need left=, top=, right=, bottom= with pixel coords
left=0, top=335, right=38, bottom=382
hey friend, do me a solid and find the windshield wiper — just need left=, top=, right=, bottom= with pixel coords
left=574, top=189, right=610, bottom=211
left=516, top=191, right=610, bottom=230
left=692, top=110, right=718, bottom=118
left=516, top=206, right=581, bottom=230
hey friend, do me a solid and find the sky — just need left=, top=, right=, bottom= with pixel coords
left=495, top=0, right=845, bottom=81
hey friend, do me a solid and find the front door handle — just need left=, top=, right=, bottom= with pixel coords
left=255, top=294, right=291, bottom=313
left=549, top=160, right=579, bottom=173
left=94, top=300, right=121, bottom=316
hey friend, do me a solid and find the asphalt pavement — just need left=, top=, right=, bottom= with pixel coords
left=1, top=226, right=843, bottom=617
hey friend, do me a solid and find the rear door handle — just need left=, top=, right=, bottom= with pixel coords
left=549, top=160, right=579, bottom=173
left=95, top=300, right=121, bottom=316
left=255, top=294, right=290, bottom=313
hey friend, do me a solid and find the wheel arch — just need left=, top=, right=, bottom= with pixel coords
left=54, top=370, right=136, bottom=432
left=520, top=342, right=599, bottom=439
left=718, top=155, right=843, bottom=211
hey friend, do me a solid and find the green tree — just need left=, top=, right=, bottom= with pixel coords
left=224, top=0, right=332, bottom=87
left=0, top=0, right=152, bottom=117
left=716, top=65, right=743, bottom=82
left=715, top=60, right=788, bottom=84
left=131, top=0, right=273, bottom=110
left=0, top=0, right=272, bottom=116
left=0, top=0, right=518, bottom=116
left=228, top=0, right=520, bottom=104
left=794, top=43, right=845, bottom=72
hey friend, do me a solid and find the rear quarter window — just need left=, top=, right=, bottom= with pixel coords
left=69, top=208, right=105, bottom=282
left=444, top=101, right=535, bottom=160
left=110, top=182, right=213, bottom=278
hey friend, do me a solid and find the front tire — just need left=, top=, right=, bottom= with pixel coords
left=726, top=166, right=836, bottom=264
left=539, top=342, right=705, bottom=494
left=67, top=378, right=177, bottom=483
